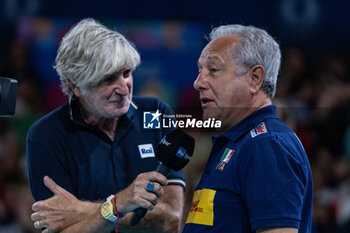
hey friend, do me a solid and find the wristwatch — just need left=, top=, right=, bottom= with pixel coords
left=101, top=195, right=119, bottom=223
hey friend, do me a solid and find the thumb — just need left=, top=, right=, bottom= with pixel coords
left=43, top=176, right=67, bottom=195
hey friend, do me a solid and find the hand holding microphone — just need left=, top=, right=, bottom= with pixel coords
left=113, top=171, right=168, bottom=216
left=129, top=129, right=195, bottom=226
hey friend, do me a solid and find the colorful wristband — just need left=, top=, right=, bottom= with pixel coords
left=113, top=194, right=124, bottom=233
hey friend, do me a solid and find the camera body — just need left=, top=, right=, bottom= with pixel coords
left=0, top=77, right=17, bottom=117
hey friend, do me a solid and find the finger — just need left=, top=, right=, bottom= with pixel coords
left=146, top=171, right=168, bottom=186
left=32, top=201, right=44, bottom=212
left=34, top=219, right=50, bottom=230
left=34, top=220, right=42, bottom=229
left=137, top=198, right=155, bottom=210
left=40, top=221, right=49, bottom=229
left=146, top=182, right=163, bottom=197
left=148, top=196, right=158, bottom=206
left=43, top=176, right=67, bottom=195
left=141, top=191, right=158, bottom=207
left=42, top=228, right=54, bottom=233
left=31, top=211, right=41, bottom=221
left=152, top=182, right=164, bottom=198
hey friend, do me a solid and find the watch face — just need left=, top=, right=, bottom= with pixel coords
left=101, top=202, right=111, bottom=216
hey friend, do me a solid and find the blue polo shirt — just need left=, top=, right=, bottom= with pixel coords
left=27, top=96, right=185, bottom=201
left=183, top=105, right=313, bottom=233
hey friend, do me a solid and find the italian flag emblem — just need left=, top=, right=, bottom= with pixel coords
left=220, top=148, right=235, bottom=163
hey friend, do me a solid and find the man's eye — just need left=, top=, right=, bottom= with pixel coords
left=198, top=67, right=203, bottom=74
left=123, top=69, right=131, bottom=78
left=104, top=75, right=116, bottom=83
left=209, top=68, right=219, bottom=73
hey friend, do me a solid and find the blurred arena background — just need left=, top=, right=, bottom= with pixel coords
left=0, top=0, right=350, bottom=232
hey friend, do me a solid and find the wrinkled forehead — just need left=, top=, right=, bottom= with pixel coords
left=199, top=35, right=240, bottom=64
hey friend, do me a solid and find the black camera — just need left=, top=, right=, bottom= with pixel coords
left=0, top=77, right=17, bottom=117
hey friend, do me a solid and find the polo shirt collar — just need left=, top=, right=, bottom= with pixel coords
left=68, top=96, right=90, bottom=128
left=215, top=105, right=280, bottom=142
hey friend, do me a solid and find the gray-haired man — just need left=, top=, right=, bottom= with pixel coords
left=27, top=18, right=185, bottom=233
left=183, top=25, right=313, bottom=233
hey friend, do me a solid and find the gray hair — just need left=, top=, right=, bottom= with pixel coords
left=209, top=25, right=281, bottom=99
left=55, top=18, right=140, bottom=96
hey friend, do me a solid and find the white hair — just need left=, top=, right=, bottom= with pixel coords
left=54, top=18, right=140, bottom=96
left=209, top=25, right=281, bottom=99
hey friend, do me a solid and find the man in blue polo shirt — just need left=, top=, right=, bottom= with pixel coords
left=183, top=25, right=313, bottom=233
left=27, top=18, right=185, bottom=233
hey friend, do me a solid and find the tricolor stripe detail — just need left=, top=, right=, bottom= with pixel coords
left=220, top=148, right=235, bottom=163
left=130, top=100, right=138, bottom=109
left=168, top=179, right=186, bottom=188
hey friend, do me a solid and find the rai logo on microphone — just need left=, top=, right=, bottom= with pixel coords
left=143, top=109, right=162, bottom=129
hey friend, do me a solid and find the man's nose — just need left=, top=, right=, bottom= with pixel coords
left=114, top=75, right=129, bottom=96
left=193, top=73, right=207, bottom=91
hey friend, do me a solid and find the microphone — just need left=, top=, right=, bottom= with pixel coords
left=129, top=129, right=195, bottom=226
left=0, top=77, right=17, bottom=117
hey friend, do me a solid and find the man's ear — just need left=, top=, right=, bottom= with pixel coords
left=67, top=79, right=82, bottom=97
left=248, top=65, right=265, bottom=96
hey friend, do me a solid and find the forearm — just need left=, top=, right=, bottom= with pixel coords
left=64, top=188, right=183, bottom=233
left=59, top=198, right=180, bottom=233
left=62, top=204, right=181, bottom=233
left=61, top=202, right=115, bottom=233
left=119, top=186, right=184, bottom=233
left=119, top=204, right=181, bottom=233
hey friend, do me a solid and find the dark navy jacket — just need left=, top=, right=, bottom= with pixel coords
left=27, top=96, right=185, bottom=201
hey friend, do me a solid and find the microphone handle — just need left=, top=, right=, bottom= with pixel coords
left=129, top=163, right=171, bottom=226
left=156, top=162, right=171, bottom=176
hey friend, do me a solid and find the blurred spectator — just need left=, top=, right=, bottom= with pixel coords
left=136, top=78, right=176, bottom=106
left=312, top=52, right=350, bottom=157
left=0, top=181, right=38, bottom=233
left=275, top=46, right=315, bottom=155
left=0, top=119, right=38, bottom=233
left=277, top=46, right=317, bottom=107
left=0, top=119, right=20, bottom=183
